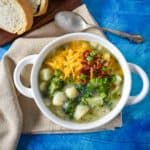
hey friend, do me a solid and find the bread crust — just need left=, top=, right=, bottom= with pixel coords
left=16, top=0, right=33, bottom=34
left=34, top=0, right=48, bottom=16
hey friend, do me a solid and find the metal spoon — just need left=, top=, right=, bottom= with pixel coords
left=55, top=11, right=144, bottom=43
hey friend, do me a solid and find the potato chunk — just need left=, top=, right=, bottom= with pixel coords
left=39, top=81, right=47, bottom=92
left=65, top=85, right=79, bottom=99
left=53, top=92, right=67, bottom=106
left=74, top=105, right=89, bottom=120
left=115, top=75, right=122, bottom=84
left=40, top=68, right=52, bottom=81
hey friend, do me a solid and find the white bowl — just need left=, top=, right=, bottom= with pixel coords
left=13, top=33, right=149, bottom=130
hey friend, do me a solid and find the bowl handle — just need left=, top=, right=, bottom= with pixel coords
left=13, top=55, right=37, bottom=98
left=127, top=63, right=149, bottom=105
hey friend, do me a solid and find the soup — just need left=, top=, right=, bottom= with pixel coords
left=39, top=40, right=123, bottom=122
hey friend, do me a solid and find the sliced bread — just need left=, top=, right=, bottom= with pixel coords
left=28, top=0, right=48, bottom=16
left=0, top=0, right=33, bottom=35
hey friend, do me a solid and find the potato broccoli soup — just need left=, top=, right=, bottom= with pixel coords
left=39, top=40, right=123, bottom=122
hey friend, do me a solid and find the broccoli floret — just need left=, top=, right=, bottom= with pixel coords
left=87, top=77, right=109, bottom=88
left=86, top=77, right=113, bottom=97
left=48, top=77, right=64, bottom=97
left=63, top=100, right=77, bottom=118
left=87, top=78, right=102, bottom=89
left=54, top=69, right=62, bottom=77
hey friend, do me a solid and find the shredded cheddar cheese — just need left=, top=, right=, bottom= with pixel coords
left=44, top=41, right=91, bottom=82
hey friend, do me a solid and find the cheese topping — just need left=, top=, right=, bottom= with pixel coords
left=44, top=41, right=90, bottom=82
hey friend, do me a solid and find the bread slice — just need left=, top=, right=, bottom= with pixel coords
left=28, top=0, right=48, bottom=16
left=0, top=0, right=33, bottom=35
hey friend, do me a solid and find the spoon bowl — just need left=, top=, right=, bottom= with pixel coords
left=55, top=11, right=88, bottom=32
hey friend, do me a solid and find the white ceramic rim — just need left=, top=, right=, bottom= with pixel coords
left=30, top=33, right=131, bottom=130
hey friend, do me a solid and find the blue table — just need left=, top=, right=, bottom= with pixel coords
left=1, top=0, right=150, bottom=149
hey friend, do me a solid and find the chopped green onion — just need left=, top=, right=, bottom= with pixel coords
left=86, top=55, right=94, bottom=61
left=111, top=75, right=116, bottom=82
left=89, top=51, right=97, bottom=57
left=80, top=74, right=87, bottom=80
left=99, top=92, right=107, bottom=99
left=102, top=66, right=108, bottom=71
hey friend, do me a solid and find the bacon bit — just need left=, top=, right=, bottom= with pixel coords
left=80, top=67, right=90, bottom=75
left=100, top=70, right=108, bottom=77
left=81, top=60, right=88, bottom=64
left=80, top=49, right=110, bottom=83
left=83, top=50, right=91, bottom=58
left=90, top=68, right=94, bottom=79
left=103, top=61, right=110, bottom=66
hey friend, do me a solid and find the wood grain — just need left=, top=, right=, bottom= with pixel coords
left=0, top=0, right=82, bottom=46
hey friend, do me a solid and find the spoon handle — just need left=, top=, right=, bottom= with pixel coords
left=89, top=25, right=144, bottom=43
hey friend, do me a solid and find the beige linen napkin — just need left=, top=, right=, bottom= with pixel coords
left=0, top=5, right=122, bottom=150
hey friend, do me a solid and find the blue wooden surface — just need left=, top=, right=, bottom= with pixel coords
left=1, top=0, right=150, bottom=149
